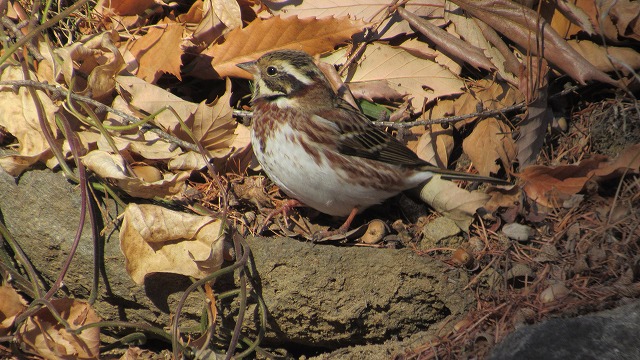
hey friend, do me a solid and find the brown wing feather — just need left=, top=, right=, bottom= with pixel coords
left=315, top=99, right=428, bottom=167
left=314, top=99, right=509, bottom=184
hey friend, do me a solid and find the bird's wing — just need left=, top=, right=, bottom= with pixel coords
left=314, top=99, right=428, bottom=167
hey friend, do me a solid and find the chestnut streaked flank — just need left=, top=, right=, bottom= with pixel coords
left=237, top=49, right=507, bottom=231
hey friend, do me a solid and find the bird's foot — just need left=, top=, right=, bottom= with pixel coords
left=255, top=199, right=303, bottom=235
left=310, top=207, right=358, bottom=242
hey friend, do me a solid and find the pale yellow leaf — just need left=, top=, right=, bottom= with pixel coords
left=0, top=66, right=59, bottom=176
left=119, top=204, right=226, bottom=284
left=341, top=44, right=464, bottom=108
left=415, top=124, right=453, bottom=168
left=82, top=150, right=190, bottom=198
left=418, top=176, right=490, bottom=231
left=115, top=75, right=197, bottom=134
left=399, top=37, right=462, bottom=77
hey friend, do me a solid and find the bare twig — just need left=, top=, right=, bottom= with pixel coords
left=0, top=80, right=199, bottom=152
left=373, top=102, right=526, bottom=128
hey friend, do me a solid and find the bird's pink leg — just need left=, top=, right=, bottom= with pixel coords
left=312, top=207, right=359, bottom=241
left=337, top=207, right=359, bottom=232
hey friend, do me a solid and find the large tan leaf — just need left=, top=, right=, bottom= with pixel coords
left=128, top=18, right=185, bottom=83
left=462, top=117, right=516, bottom=176
left=453, top=0, right=618, bottom=86
left=399, top=37, right=462, bottom=77
left=119, top=204, right=226, bottom=284
left=340, top=44, right=464, bottom=108
left=115, top=75, right=197, bottom=134
left=0, top=66, right=59, bottom=176
left=418, top=176, right=491, bottom=231
left=189, top=16, right=367, bottom=79
left=16, top=298, right=101, bottom=360
left=269, top=0, right=445, bottom=39
left=83, top=150, right=190, bottom=198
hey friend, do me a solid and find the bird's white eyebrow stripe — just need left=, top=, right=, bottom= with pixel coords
left=279, top=62, right=313, bottom=85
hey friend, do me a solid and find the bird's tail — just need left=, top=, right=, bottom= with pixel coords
left=420, top=165, right=510, bottom=185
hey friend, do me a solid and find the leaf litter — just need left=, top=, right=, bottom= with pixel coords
left=0, top=0, right=639, bottom=358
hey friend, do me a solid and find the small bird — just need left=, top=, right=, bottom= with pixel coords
left=237, top=49, right=507, bottom=234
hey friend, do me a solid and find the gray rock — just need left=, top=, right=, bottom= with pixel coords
left=244, top=236, right=473, bottom=347
left=1, top=168, right=475, bottom=354
left=489, top=300, right=640, bottom=360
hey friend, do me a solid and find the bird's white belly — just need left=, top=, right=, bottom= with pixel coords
left=251, top=124, right=398, bottom=216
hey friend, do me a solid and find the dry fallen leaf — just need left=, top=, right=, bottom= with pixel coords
left=0, top=66, right=59, bottom=176
left=174, top=79, right=238, bottom=158
left=271, top=0, right=445, bottom=39
left=190, top=15, right=367, bottom=79
left=414, top=123, right=453, bottom=168
left=445, top=3, right=517, bottom=83
left=454, top=0, right=618, bottom=86
left=119, top=203, right=227, bottom=284
left=129, top=18, right=185, bottom=83
left=517, top=156, right=606, bottom=208
left=118, top=346, right=158, bottom=360
left=516, top=58, right=552, bottom=168
left=338, top=44, right=465, bottom=108
left=191, top=0, right=242, bottom=45
left=398, top=37, right=462, bottom=78
left=424, top=78, right=523, bottom=131
left=399, top=7, right=496, bottom=72
left=115, top=75, right=195, bottom=134
left=462, top=117, right=516, bottom=176
left=548, top=0, right=596, bottom=38
left=483, top=185, right=523, bottom=213
left=517, top=144, right=640, bottom=207
left=568, top=40, right=640, bottom=75
left=83, top=150, right=190, bottom=198
left=0, top=285, right=27, bottom=336
left=96, top=0, right=158, bottom=16
left=16, top=298, right=101, bottom=360
left=418, top=176, right=491, bottom=231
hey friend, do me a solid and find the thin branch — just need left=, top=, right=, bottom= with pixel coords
left=0, top=80, right=199, bottom=152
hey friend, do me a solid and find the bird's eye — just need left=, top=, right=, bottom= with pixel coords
left=266, top=66, right=278, bottom=76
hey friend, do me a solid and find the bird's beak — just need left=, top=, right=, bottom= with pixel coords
left=237, top=60, right=258, bottom=77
